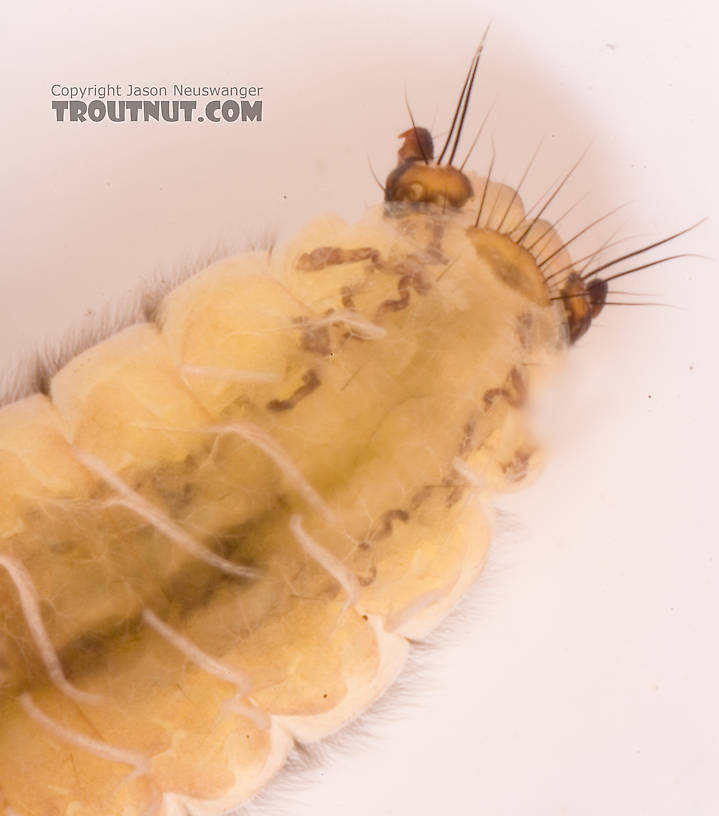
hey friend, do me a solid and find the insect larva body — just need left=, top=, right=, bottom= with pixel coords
left=0, top=125, right=588, bottom=809
left=1, top=6, right=716, bottom=816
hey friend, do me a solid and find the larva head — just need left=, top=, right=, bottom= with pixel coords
left=382, top=39, right=682, bottom=349
left=558, top=273, right=609, bottom=343
left=385, top=128, right=474, bottom=208
left=384, top=41, right=488, bottom=211
left=555, top=219, right=701, bottom=343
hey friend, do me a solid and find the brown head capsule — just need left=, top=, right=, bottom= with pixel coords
left=396, top=125, right=434, bottom=162
left=384, top=131, right=473, bottom=208
left=554, top=220, right=700, bottom=344
left=384, top=37, right=490, bottom=211
left=557, top=272, right=608, bottom=343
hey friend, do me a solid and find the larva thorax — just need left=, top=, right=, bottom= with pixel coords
left=385, top=123, right=608, bottom=343
left=0, top=51, right=611, bottom=816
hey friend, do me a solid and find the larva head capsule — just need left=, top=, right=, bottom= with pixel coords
left=384, top=121, right=611, bottom=346
left=384, top=38, right=487, bottom=210
left=558, top=273, right=609, bottom=343
left=384, top=128, right=474, bottom=208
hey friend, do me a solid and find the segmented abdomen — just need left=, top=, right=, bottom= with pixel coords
left=0, top=195, right=567, bottom=816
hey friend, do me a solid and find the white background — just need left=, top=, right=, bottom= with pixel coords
left=1, top=1, right=717, bottom=814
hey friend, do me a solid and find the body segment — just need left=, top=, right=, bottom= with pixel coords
left=0, top=167, right=581, bottom=814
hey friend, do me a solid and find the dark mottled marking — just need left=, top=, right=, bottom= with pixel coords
left=398, top=258, right=433, bottom=293
left=266, top=369, right=320, bottom=412
left=435, top=468, right=469, bottom=508
left=357, top=566, right=377, bottom=587
left=459, top=414, right=479, bottom=455
left=445, top=481, right=468, bottom=507
left=482, top=386, right=504, bottom=409
left=370, top=508, right=410, bottom=541
left=501, top=447, right=534, bottom=482
left=482, top=366, right=527, bottom=409
left=504, top=367, right=527, bottom=407
left=377, top=260, right=431, bottom=316
left=299, top=317, right=332, bottom=356
left=377, top=275, right=412, bottom=314
left=409, top=485, right=435, bottom=510
left=516, top=312, right=533, bottom=349
left=429, top=222, right=446, bottom=255
left=296, top=246, right=380, bottom=271
left=341, top=286, right=356, bottom=310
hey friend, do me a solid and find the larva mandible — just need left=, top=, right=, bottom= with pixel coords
left=0, top=6, right=716, bottom=816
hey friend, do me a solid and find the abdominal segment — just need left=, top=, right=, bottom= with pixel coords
left=0, top=188, right=568, bottom=816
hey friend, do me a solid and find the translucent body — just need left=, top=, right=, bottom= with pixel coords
left=0, top=182, right=573, bottom=815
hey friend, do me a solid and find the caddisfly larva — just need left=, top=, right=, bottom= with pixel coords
left=0, top=10, right=714, bottom=816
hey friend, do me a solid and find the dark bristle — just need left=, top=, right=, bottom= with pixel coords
left=497, top=139, right=543, bottom=233
left=459, top=103, right=493, bottom=171
left=547, top=228, right=626, bottom=293
left=367, top=156, right=385, bottom=192
left=436, top=53, right=476, bottom=166
left=447, top=34, right=487, bottom=166
left=594, top=253, right=701, bottom=285
left=542, top=204, right=628, bottom=280
left=597, top=301, right=672, bottom=307
left=523, top=194, right=588, bottom=254
left=403, top=91, right=430, bottom=165
left=515, top=146, right=590, bottom=246
left=474, top=144, right=496, bottom=228
left=437, top=25, right=490, bottom=167
left=582, top=220, right=706, bottom=280
left=485, top=172, right=507, bottom=228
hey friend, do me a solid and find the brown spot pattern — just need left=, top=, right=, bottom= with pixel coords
left=483, top=367, right=526, bottom=410
left=266, top=369, right=320, bottom=412
left=297, top=246, right=380, bottom=271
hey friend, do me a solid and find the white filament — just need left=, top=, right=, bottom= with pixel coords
left=73, top=448, right=259, bottom=580
left=20, top=692, right=150, bottom=778
left=300, top=310, right=387, bottom=340
left=226, top=699, right=271, bottom=731
left=289, top=514, right=360, bottom=609
left=206, top=421, right=334, bottom=522
left=142, top=608, right=252, bottom=696
left=0, top=554, right=101, bottom=706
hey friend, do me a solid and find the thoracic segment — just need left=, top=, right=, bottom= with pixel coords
left=0, top=185, right=570, bottom=815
